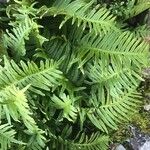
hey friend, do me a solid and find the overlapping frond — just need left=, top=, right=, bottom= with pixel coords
left=124, top=0, right=150, bottom=20
left=132, top=24, right=150, bottom=38
left=0, top=57, right=64, bottom=95
left=75, top=31, right=149, bottom=68
left=39, top=0, right=116, bottom=34
left=49, top=125, right=109, bottom=150
left=25, top=129, right=46, bottom=150
left=86, top=61, right=143, bottom=98
left=69, top=132, right=109, bottom=150
left=3, top=18, right=34, bottom=57
left=51, top=93, right=78, bottom=122
left=0, top=124, right=23, bottom=150
left=87, top=89, right=141, bottom=133
left=0, top=85, right=34, bottom=125
left=0, top=0, right=149, bottom=149
left=0, top=85, right=46, bottom=149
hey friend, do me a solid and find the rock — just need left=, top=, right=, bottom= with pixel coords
left=144, top=104, right=150, bottom=111
left=140, top=141, right=150, bottom=150
left=129, top=126, right=150, bottom=150
left=115, top=144, right=126, bottom=150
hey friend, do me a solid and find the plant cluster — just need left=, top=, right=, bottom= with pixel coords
left=0, top=0, right=150, bottom=149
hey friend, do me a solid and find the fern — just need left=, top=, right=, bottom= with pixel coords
left=85, top=61, right=143, bottom=98
left=87, top=88, right=141, bottom=133
left=51, top=93, right=78, bottom=122
left=124, top=0, right=150, bottom=20
left=25, top=129, right=46, bottom=150
left=70, top=133, right=108, bottom=150
left=49, top=125, right=109, bottom=150
left=3, top=18, right=34, bottom=57
left=0, top=124, right=23, bottom=150
left=0, top=0, right=149, bottom=149
left=0, top=57, right=64, bottom=95
left=75, top=31, right=149, bottom=69
left=39, top=0, right=116, bottom=34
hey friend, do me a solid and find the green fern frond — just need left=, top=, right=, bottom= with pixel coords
left=3, top=18, right=34, bottom=57
left=0, top=57, right=64, bottom=96
left=0, top=85, right=35, bottom=125
left=86, top=61, right=143, bottom=98
left=51, top=93, right=78, bottom=122
left=49, top=125, right=109, bottom=150
left=35, top=36, right=84, bottom=85
left=69, top=132, right=109, bottom=150
left=6, top=1, right=37, bottom=22
left=87, top=89, right=141, bottom=133
left=124, top=0, right=150, bottom=20
left=0, top=124, right=24, bottom=150
left=75, top=31, right=149, bottom=68
left=0, top=86, right=45, bottom=147
left=25, top=129, right=46, bottom=150
left=131, top=24, right=150, bottom=38
left=40, top=0, right=116, bottom=34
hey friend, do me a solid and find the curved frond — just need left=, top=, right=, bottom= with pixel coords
left=0, top=57, right=64, bottom=95
left=40, top=0, right=116, bottom=34
left=76, top=31, right=149, bottom=68
left=0, top=85, right=35, bottom=126
left=49, top=125, right=109, bottom=150
left=3, top=18, right=34, bottom=57
left=87, top=89, right=141, bottom=133
left=25, top=129, right=46, bottom=150
left=124, top=0, right=150, bottom=20
left=69, top=132, right=109, bottom=150
left=0, top=124, right=23, bottom=150
left=85, top=61, right=143, bottom=97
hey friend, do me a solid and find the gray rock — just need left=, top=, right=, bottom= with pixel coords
left=129, top=126, right=150, bottom=150
left=115, top=145, right=126, bottom=150
left=144, top=104, right=150, bottom=111
left=140, top=141, right=150, bottom=150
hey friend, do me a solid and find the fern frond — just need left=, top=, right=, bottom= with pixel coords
left=0, top=84, right=46, bottom=148
left=87, top=89, right=141, bottom=133
left=86, top=61, right=143, bottom=98
left=69, top=132, right=109, bottom=150
left=124, top=0, right=150, bottom=20
left=40, top=0, right=116, bottom=34
left=0, top=85, right=35, bottom=126
left=51, top=93, right=78, bottom=122
left=49, top=125, right=109, bottom=150
left=25, top=129, right=46, bottom=150
left=75, top=31, right=149, bottom=68
left=35, top=35, right=85, bottom=85
left=131, top=24, right=150, bottom=38
left=0, top=124, right=23, bottom=150
left=3, top=18, right=34, bottom=57
left=0, top=57, right=64, bottom=96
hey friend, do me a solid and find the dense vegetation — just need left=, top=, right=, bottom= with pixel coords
left=0, top=0, right=150, bottom=149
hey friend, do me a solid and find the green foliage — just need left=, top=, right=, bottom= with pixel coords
left=0, top=124, right=23, bottom=150
left=0, top=0, right=149, bottom=149
left=39, top=0, right=116, bottom=34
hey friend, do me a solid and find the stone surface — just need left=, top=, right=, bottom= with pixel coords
left=140, top=141, right=150, bottom=150
left=129, top=126, right=150, bottom=150
left=115, top=144, right=126, bottom=150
